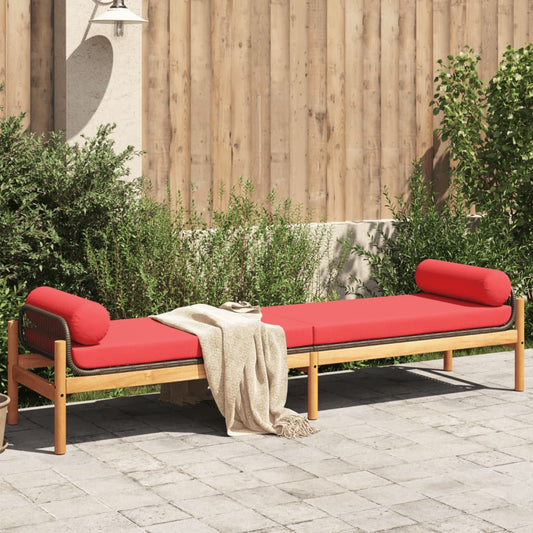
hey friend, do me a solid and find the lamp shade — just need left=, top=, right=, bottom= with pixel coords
left=91, top=2, right=147, bottom=25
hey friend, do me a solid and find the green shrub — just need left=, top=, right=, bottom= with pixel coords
left=346, top=46, right=532, bottom=339
left=0, top=280, right=26, bottom=394
left=0, top=114, right=141, bottom=295
left=431, top=45, right=532, bottom=305
left=347, top=161, right=532, bottom=338
left=346, top=161, right=483, bottom=297
left=0, top=106, right=141, bottom=396
left=87, top=181, right=336, bottom=319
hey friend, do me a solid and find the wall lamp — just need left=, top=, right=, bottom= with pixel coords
left=91, top=0, right=147, bottom=37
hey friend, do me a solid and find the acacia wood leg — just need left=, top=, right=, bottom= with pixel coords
left=515, top=298, right=525, bottom=392
left=7, top=320, right=19, bottom=425
left=307, top=352, right=319, bottom=420
left=54, top=340, right=67, bottom=455
left=443, top=350, right=453, bottom=372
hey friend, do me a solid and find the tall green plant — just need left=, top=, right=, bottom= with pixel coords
left=86, top=195, right=201, bottom=318
left=347, top=160, right=532, bottom=337
left=0, top=104, right=142, bottom=396
left=0, top=115, right=140, bottom=295
left=432, top=45, right=532, bottom=302
left=86, top=182, right=335, bottom=319
left=346, top=161, right=486, bottom=297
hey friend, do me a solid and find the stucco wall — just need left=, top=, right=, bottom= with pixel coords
left=317, top=220, right=395, bottom=300
left=54, top=0, right=143, bottom=180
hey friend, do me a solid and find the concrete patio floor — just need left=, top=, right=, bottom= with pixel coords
left=1, top=349, right=533, bottom=532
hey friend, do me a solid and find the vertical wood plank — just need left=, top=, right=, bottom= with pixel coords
left=362, top=0, right=381, bottom=219
left=6, top=0, right=31, bottom=127
left=530, top=0, right=533, bottom=43
left=415, top=0, right=433, bottom=180
left=380, top=0, right=399, bottom=216
left=480, top=0, right=499, bottom=82
left=344, top=0, right=364, bottom=220
left=450, top=0, right=467, bottom=54
left=498, top=0, right=514, bottom=56
left=514, top=0, right=529, bottom=47
left=169, top=0, right=191, bottom=209
left=326, top=0, right=345, bottom=221
left=270, top=0, right=290, bottom=200
left=0, top=0, right=7, bottom=114
left=398, top=0, right=416, bottom=197
left=30, top=0, right=54, bottom=135
left=142, top=0, right=149, bottom=179
left=289, top=0, right=309, bottom=210
left=432, top=0, right=451, bottom=198
left=190, top=0, right=212, bottom=214
left=143, top=0, right=170, bottom=202
left=433, top=0, right=450, bottom=75
left=210, top=0, right=232, bottom=212
left=250, top=0, right=271, bottom=201
left=230, top=0, right=251, bottom=187
left=466, top=0, right=482, bottom=55
left=307, top=0, right=327, bottom=219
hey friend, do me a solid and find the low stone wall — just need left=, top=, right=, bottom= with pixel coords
left=161, top=218, right=396, bottom=405
left=316, top=219, right=395, bottom=300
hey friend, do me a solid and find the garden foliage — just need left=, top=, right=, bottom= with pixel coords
left=86, top=181, right=336, bottom=319
left=349, top=46, right=532, bottom=337
left=433, top=45, right=532, bottom=256
left=0, top=108, right=336, bottom=396
left=0, top=110, right=139, bottom=395
left=347, top=161, right=488, bottom=297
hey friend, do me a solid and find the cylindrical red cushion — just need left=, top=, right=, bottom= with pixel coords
left=415, top=259, right=511, bottom=306
left=25, top=287, right=110, bottom=345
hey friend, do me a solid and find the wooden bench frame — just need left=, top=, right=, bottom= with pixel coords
left=7, top=297, right=525, bottom=455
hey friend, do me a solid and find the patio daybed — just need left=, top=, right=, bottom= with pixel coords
left=7, top=259, right=525, bottom=454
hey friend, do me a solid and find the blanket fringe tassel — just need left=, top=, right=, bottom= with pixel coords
left=277, top=415, right=319, bottom=438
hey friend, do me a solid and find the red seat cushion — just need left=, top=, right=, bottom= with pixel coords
left=26, top=287, right=110, bottom=345
left=261, top=309, right=314, bottom=348
left=264, top=294, right=512, bottom=346
left=71, top=318, right=202, bottom=370
left=38, top=258, right=514, bottom=371
left=72, top=313, right=314, bottom=370
left=415, top=259, right=511, bottom=306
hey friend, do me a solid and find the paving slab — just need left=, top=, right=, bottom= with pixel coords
left=1, top=349, right=532, bottom=532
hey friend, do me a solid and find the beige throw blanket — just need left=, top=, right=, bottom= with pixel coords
left=151, top=302, right=317, bottom=438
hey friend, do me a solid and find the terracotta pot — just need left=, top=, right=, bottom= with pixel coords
left=0, top=393, right=10, bottom=453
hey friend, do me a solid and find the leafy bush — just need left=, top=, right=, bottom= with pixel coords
left=346, top=46, right=532, bottom=339
left=346, top=161, right=485, bottom=297
left=0, top=115, right=140, bottom=295
left=431, top=45, right=532, bottom=304
left=0, top=107, right=141, bottom=397
left=347, top=161, right=532, bottom=338
left=87, top=181, right=336, bottom=319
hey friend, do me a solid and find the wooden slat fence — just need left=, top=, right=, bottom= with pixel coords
left=142, top=0, right=533, bottom=220
left=0, top=0, right=31, bottom=130
left=2, top=0, right=533, bottom=221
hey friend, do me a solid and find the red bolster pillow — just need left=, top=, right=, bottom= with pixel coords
left=415, top=259, right=511, bottom=306
left=25, top=287, right=110, bottom=345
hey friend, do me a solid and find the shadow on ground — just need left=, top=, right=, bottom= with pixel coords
left=5, top=363, right=502, bottom=454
